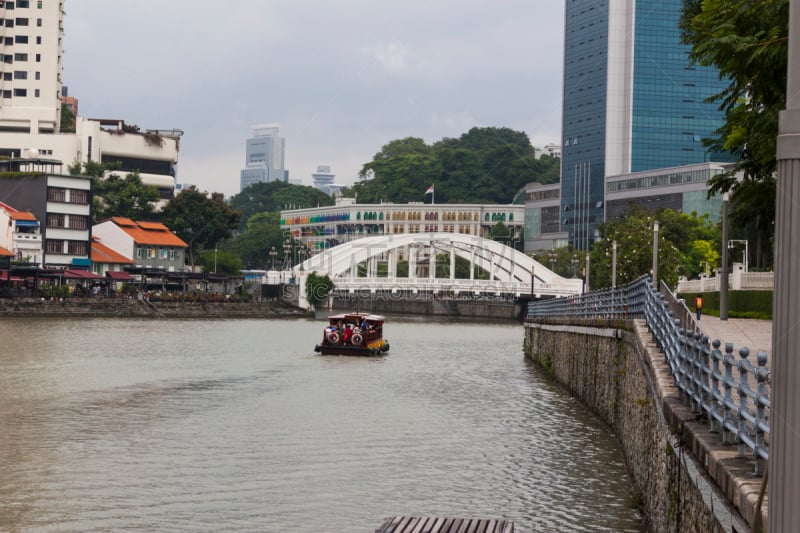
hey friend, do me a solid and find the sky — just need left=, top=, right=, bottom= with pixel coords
left=62, top=1, right=565, bottom=198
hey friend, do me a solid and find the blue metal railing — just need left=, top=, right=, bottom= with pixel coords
left=527, top=275, right=771, bottom=476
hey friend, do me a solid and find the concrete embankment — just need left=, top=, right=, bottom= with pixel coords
left=525, top=318, right=763, bottom=533
left=0, top=298, right=313, bottom=319
left=328, top=294, right=526, bottom=320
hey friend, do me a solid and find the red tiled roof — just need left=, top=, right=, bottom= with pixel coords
left=10, top=211, right=37, bottom=221
left=91, top=238, right=133, bottom=265
left=0, top=246, right=14, bottom=257
left=111, top=219, right=188, bottom=247
left=106, top=270, right=133, bottom=280
left=0, top=201, right=37, bottom=221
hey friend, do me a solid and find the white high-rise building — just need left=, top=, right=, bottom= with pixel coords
left=0, top=0, right=65, bottom=134
left=240, top=123, right=288, bottom=191
left=0, top=1, right=182, bottom=204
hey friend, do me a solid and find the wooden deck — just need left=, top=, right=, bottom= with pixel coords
left=375, top=516, right=514, bottom=533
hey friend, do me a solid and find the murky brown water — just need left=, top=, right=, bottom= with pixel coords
left=0, top=317, right=642, bottom=532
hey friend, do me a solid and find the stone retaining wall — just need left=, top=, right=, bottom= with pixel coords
left=0, top=298, right=312, bottom=319
left=525, top=318, right=762, bottom=533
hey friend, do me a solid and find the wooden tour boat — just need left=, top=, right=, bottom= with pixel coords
left=314, top=313, right=390, bottom=356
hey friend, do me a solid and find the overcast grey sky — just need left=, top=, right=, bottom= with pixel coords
left=63, top=1, right=565, bottom=197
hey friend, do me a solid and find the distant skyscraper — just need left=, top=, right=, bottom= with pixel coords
left=240, top=124, right=288, bottom=191
left=312, top=165, right=338, bottom=195
left=560, top=0, right=731, bottom=249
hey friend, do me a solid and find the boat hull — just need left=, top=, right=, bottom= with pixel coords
left=314, top=341, right=390, bottom=356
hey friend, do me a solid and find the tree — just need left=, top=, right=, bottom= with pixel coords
left=229, top=181, right=334, bottom=230
left=590, top=206, right=684, bottom=289
left=221, top=212, right=285, bottom=270
left=60, top=103, right=75, bottom=133
left=680, top=0, right=788, bottom=266
left=305, top=272, right=334, bottom=307
left=348, top=127, right=560, bottom=205
left=160, top=186, right=241, bottom=268
left=71, top=161, right=160, bottom=223
left=198, top=248, right=243, bottom=276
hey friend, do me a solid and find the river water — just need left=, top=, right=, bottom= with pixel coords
left=0, top=317, right=642, bottom=532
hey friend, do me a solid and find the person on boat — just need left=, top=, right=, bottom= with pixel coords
left=343, top=324, right=353, bottom=344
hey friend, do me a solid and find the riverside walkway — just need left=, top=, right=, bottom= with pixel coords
left=697, top=315, right=773, bottom=359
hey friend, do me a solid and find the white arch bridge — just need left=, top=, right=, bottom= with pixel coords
left=285, top=233, right=583, bottom=305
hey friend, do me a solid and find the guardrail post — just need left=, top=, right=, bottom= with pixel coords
left=755, top=351, right=769, bottom=476
left=722, top=342, right=736, bottom=444
left=737, top=347, right=752, bottom=459
left=698, top=334, right=711, bottom=416
left=709, top=339, right=723, bottom=433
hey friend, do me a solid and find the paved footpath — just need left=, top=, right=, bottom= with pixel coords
left=696, top=315, right=773, bottom=359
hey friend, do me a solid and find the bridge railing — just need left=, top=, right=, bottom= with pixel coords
left=527, top=275, right=771, bottom=476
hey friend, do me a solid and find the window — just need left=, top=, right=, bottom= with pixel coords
left=13, top=70, right=26, bottom=79
left=68, top=189, right=88, bottom=204
left=46, top=213, right=65, bottom=228
left=35, top=36, right=40, bottom=44
left=68, top=215, right=88, bottom=230
left=14, top=35, right=28, bottom=44
left=13, top=88, right=26, bottom=97
left=33, top=88, right=38, bottom=97
left=136, top=248, right=145, bottom=259
left=34, top=53, right=39, bottom=62
left=2, top=73, right=10, bottom=81
left=5, top=37, right=13, bottom=45
left=15, top=18, right=28, bottom=25
left=5, top=19, right=13, bottom=27
left=17, top=0, right=29, bottom=7
left=36, top=18, right=41, bottom=26
left=14, top=53, right=27, bottom=61
left=47, top=186, right=65, bottom=202
left=2, top=54, right=11, bottom=63
left=67, top=240, right=87, bottom=255
left=46, top=239, right=64, bottom=254
left=160, top=249, right=169, bottom=259
left=34, top=71, right=38, bottom=79
left=38, top=0, right=43, bottom=7
left=2, top=90, right=10, bottom=98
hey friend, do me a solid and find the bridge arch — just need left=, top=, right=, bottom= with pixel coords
left=297, top=232, right=583, bottom=297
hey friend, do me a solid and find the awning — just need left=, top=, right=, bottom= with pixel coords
left=106, top=271, right=133, bottom=280
left=64, top=269, right=105, bottom=280
left=0, top=271, right=23, bottom=281
left=14, top=220, right=39, bottom=227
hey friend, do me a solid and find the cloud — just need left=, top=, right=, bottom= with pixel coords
left=362, top=41, right=411, bottom=72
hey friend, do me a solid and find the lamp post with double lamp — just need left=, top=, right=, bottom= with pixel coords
left=269, top=246, right=277, bottom=270
left=728, top=239, right=749, bottom=272
left=548, top=251, right=557, bottom=272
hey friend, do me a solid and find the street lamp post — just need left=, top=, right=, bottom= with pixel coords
left=652, top=220, right=659, bottom=289
left=214, top=247, right=218, bottom=274
left=720, top=193, right=729, bottom=321
left=612, top=240, right=617, bottom=316
left=269, top=246, right=277, bottom=270
left=728, top=239, right=749, bottom=272
left=548, top=251, right=557, bottom=272
left=571, top=254, right=579, bottom=278
left=584, top=253, right=590, bottom=292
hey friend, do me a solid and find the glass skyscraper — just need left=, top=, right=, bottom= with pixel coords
left=560, top=0, right=730, bottom=249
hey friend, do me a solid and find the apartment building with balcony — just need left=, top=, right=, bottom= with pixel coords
left=0, top=158, right=91, bottom=267
left=0, top=199, right=42, bottom=263
left=0, top=1, right=181, bottom=204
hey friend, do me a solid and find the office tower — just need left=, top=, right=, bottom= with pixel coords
left=561, top=0, right=730, bottom=249
left=0, top=0, right=64, bottom=134
left=240, top=123, right=288, bottom=191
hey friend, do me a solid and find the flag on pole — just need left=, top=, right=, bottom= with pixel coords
left=425, top=184, right=435, bottom=205
left=425, top=184, right=434, bottom=195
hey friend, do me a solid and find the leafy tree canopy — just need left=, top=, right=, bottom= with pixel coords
left=229, top=181, right=335, bottom=229
left=220, top=211, right=286, bottom=270
left=159, top=186, right=241, bottom=267
left=348, top=127, right=559, bottom=204
left=198, top=248, right=243, bottom=276
left=680, top=0, right=787, bottom=266
left=305, top=272, right=335, bottom=307
left=70, top=161, right=160, bottom=223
